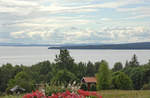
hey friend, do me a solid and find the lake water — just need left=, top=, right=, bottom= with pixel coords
left=0, top=46, right=150, bottom=68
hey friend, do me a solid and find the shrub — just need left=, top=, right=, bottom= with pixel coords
left=90, top=84, right=96, bottom=91
left=80, top=83, right=88, bottom=91
left=45, top=84, right=69, bottom=96
left=142, top=83, right=150, bottom=90
left=112, top=71, right=133, bottom=90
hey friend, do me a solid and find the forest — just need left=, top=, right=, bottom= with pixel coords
left=0, top=49, right=150, bottom=95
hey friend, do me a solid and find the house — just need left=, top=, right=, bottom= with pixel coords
left=81, top=77, right=97, bottom=90
left=10, top=85, right=25, bottom=94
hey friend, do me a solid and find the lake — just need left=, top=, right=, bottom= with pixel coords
left=0, top=46, right=150, bottom=68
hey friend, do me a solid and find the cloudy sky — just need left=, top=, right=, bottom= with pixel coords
left=0, top=0, right=150, bottom=44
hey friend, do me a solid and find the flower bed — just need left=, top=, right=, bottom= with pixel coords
left=23, top=89, right=102, bottom=98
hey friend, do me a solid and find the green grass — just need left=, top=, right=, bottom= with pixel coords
left=0, top=95, right=23, bottom=98
left=99, top=90, right=150, bottom=98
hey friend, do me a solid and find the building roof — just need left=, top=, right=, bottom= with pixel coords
left=10, top=85, right=25, bottom=92
left=82, top=77, right=97, bottom=83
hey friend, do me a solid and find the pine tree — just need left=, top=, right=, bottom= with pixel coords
left=129, top=54, right=139, bottom=67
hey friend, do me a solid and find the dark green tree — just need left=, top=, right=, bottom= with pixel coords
left=86, top=61, right=95, bottom=77
left=55, top=49, right=75, bottom=72
left=129, top=54, right=139, bottom=67
left=0, top=64, right=16, bottom=92
left=94, top=62, right=101, bottom=73
left=130, top=67, right=145, bottom=90
left=76, top=62, right=86, bottom=79
left=112, top=62, right=123, bottom=72
left=125, top=60, right=129, bottom=68
left=96, top=60, right=111, bottom=90
left=52, top=69, right=77, bottom=86
left=7, top=71, right=35, bottom=92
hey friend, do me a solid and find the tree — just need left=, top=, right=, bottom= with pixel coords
left=55, top=49, right=75, bottom=72
left=129, top=54, right=139, bottom=67
left=112, top=71, right=133, bottom=90
left=112, top=62, right=123, bottom=72
left=130, top=67, right=145, bottom=90
left=76, top=62, right=86, bottom=79
left=94, top=62, right=101, bottom=73
left=96, top=60, right=111, bottom=90
left=52, top=69, right=77, bottom=86
left=7, top=71, right=35, bottom=92
left=0, top=63, right=15, bottom=92
left=86, top=61, right=95, bottom=77
left=125, top=60, right=129, bottom=68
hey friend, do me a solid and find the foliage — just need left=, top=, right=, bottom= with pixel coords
left=55, top=49, right=75, bottom=72
left=112, top=62, right=123, bottom=72
left=128, top=54, right=139, bottom=67
left=112, top=71, right=133, bottom=90
left=142, top=83, right=150, bottom=90
left=80, top=83, right=88, bottom=91
left=96, top=60, right=111, bottom=90
left=86, top=61, right=96, bottom=77
left=90, top=84, right=96, bottom=91
left=45, top=84, right=68, bottom=96
left=23, top=89, right=102, bottom=98
left=1, top=50, right=150, bottom=93
left=51, top=69, right=77, bottom=86
left=7, top=71, right=35, bottom=92
left=129, top=67, right=145, bottom=90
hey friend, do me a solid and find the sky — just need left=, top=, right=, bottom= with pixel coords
left=0, top=0, right=150, bottom=44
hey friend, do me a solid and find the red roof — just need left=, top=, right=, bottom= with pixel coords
left=82, top=77, right=97, bottom=83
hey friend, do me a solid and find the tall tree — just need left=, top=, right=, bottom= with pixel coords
left=112, top=62, right=123, bottom=72
left=76, top=62, right=86, bottom=79
left=51, top=69, right=77, bottom=86
left=130, top=67, right=145, bottom=90
left=94, top=62, right=101, bottom=73
left=0, top=64, right=15, bottom=92
left=86, top=61, right=95, bottom=77
left=129, top=54, right=139, bottom=67
left=55, top=49, right=75, bottom=72
left=125, top=60, right=129, bottom=68
left=96, top=60, right=111, bottom=90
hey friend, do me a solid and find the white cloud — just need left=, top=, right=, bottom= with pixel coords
left=10, top=26, right=150, bottom=44
left=0, top=0, right=150, bottom=44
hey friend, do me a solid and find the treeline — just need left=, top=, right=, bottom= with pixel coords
left=0, top=49, right=150, bottom=94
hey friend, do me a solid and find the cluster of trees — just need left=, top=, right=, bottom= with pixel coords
left=97, top=54, right=150, bottom=90
left=0, top=49, right=150, bottom=94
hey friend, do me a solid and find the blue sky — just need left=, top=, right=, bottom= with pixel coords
left=0, top=0, right=150, bottom=44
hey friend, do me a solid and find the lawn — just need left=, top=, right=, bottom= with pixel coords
left=1, top=90, right=150, bottom=98
left=100, top=90, right=150, bottom=98
left=0, top=95, right=23, bottom=98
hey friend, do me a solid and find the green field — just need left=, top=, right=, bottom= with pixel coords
left=1, top=90, right=150, bottom=98
left=0, top=95, right=22, bottom=98
left=100, top=90, right=150, bottom=98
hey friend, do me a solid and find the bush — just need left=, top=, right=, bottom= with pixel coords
left=112, top=71, right=133, bottom=90
left=90, top=84, right=96, bottom=91
left=45, top=84, right=71, bottom=96
left=80, top=83, right=88, bottom=91
left=142, top=83, right=150, bottom=90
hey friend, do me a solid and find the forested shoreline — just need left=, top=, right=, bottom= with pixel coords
left=0, top=49, right=150, bottom=95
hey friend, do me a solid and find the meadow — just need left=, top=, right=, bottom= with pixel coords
left=1, top=90, right=150, bottom=98
left=100, top=90, right=150, bottom=98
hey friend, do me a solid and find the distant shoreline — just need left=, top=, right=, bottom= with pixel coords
left=48, top=42, right=150, bottom=50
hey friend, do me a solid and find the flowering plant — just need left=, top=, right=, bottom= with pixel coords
left=23, top=89, right=102, bottom=98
